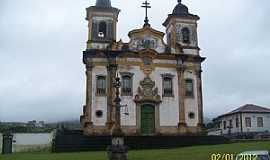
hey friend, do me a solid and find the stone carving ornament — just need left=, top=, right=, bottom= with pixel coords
left=134, top=76, right=161, bottom=104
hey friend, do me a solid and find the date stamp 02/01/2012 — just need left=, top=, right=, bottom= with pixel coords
left=210, top=153, right=258, bottom=160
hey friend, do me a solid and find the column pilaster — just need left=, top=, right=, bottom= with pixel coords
left=83, top=62, right=94, bottom=129
left=195, top=68, right=204, bottom=131
left=106, top=61, right=118, bottom=129
left=177, top=65, right=187, bottom=133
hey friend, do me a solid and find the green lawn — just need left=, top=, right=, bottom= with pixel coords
left=1, top=141, right=270, bottom=160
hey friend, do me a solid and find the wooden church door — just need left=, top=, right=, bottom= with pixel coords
left=141, top=104, right=155, bottom=135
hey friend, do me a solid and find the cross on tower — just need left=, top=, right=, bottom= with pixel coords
left=141, top=0, right=151, bottom=27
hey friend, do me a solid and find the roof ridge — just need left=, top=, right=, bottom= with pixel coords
left=216, top=104, right=270, bottom=119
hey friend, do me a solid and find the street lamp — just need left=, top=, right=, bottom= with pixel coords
left=107, top=73, right=128, bottom=160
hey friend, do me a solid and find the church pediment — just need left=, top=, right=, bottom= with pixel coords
left=128, top=26, right=166, bottom=54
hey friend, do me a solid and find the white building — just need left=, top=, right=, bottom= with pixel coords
left=80, top=0, right=205, bottom=136
left=213, top=104, right=270, bottom=137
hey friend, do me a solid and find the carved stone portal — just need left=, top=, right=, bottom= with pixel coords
left=134, top=76, right=161, bottom=104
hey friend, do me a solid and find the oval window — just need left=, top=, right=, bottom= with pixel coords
left=96, top=110, right=103, bottom=118
left=189, top=112, right=195, bottom=119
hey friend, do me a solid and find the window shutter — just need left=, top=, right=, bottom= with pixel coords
left=182, top=27, right=190, bottom=44
left=176, top=30, right=181, bottom=42
left=96, top=76, right=106, bottom=95
left=92, top=21, right=98, bottom=40
left=107, top=21, right=113, bottom=40
left=163, top=77, right=173, bottom=96
left=99, top=21, right=107, bottom=38
left=185, top=79, right=194, bottom=97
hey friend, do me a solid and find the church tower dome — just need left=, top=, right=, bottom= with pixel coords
left=96, top=0, right=111, bottom=8
left=172, top=0, right=189, bottom=15
left=163, top=0, right=200, bottom=53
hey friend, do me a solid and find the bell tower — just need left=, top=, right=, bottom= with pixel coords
left=163, top=0, right=200, bottom=54
left=86, top=0, right=120, bottom=49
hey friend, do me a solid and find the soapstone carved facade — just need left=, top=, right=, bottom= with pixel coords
left=80, top=0, right=206, bottom=136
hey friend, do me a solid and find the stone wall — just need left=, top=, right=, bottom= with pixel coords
left=53, top=130, right=229, bottom=152
left=1, top=132, right=54, bottom=153
left=0, top=133, right=2, bottom=152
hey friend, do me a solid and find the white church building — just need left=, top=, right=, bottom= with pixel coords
left=80, top=0, right=205, bottom=136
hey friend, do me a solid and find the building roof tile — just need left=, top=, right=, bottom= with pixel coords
left=216, top=104, right=270, bottom=119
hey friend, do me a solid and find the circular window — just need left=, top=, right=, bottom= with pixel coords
left=189, top=112, right=195, bottom=119
left=96, top=110, right=103, bottom=118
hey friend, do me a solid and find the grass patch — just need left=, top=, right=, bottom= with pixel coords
left=1, top=141, right=269, bottom=160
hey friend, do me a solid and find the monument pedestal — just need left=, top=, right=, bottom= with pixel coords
left=107, top=145, right=128, bottom=160
left=107, top=137, right=128, bottom=160
left=178, top=122, right=187, bottom=134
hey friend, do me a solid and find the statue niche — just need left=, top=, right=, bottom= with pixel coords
left=134, top=76, right=161, bottom=104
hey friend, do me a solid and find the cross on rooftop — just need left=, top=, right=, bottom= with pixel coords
left=141, top=0, right=151, bottom=27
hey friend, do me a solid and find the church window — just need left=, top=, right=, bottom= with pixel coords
left=185, top=79, right=194, bottom=97
left=223, top=121, right=227, bottom=130
left=257, top=117, right=263, bottom=127
left=120, top=72, right=134, bottom=96
left=98, top=21, right=107, bottom=38
left=121, top=73, right=133, bottom=96
left=163, top=77, right=173, bottom=97
left=143, top=39, right=151, bottom=48
left=96, top=110, right=103, bottom=118
left=96, top=75, right=106, bottom=96
left=188, top=112, right=195, bottom=119
left=162, top=74, right=174, bottom=97
left=245, top=117, right=251, bottom=127
left=182, top=27, right=190, bottom=44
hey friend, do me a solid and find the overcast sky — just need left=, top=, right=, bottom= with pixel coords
left=0, top=0, right=270, bottom=123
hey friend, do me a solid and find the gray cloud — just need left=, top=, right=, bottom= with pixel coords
left=0, top=0, right=269, bottom=122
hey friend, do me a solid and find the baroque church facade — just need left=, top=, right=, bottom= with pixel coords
left=80, top=0, right=206, bottom=136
